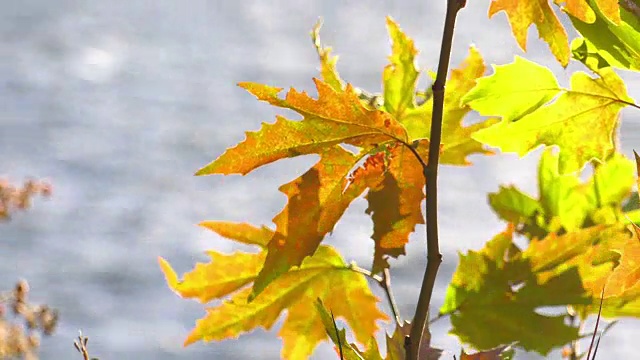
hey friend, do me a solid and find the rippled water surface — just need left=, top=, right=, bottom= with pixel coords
left=3, top=1, right=640, bottom=359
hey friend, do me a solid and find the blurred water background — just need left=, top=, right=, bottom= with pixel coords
left=2, top=1, right=640, bottom=359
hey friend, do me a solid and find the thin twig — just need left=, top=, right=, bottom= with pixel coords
left=586, top=286, right=606, bottom=360
left=382, top=268, right=403, bottom=325
left=407, top=1, right=466, bottom=359
left=73, top=332, right=91, bottom=360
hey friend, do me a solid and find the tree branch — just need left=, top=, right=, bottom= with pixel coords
left=407, top=1, right=466, bottom=359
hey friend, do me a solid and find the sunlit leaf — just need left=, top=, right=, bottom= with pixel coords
left=488, top=0, right=569, bottom=65
left=253, top=146, right=384, bottom=296
left=196, top=79, right=407, bottom=176
left=383, top=17, right=419, bottom=120
left=569, top=0, right=639, bottom=71
left=467, top=59, right=634, bottom=174
left=160, top=229, right=387, bottom=359
left=311, top=20, right=344, bottom=92
left=366, top=143, right=425, bottom=273
left=401, top=46, right=497, bottom=165
left=442, top=227, right=591, bottom=355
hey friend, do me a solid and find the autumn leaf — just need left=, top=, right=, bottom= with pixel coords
left=489, top=149, right=635, bottom=238
left=569, top=0, right=640, bottom=72
left=488, top=0, right=621, bottom=66
left=315, top=299, right=379, bottom=360
left=365, top=143, right=425, bottom=273
left=518, top=223, right=640, bottom=317
left=384, top=321, right=443, bottom=360
left=399, top=46, right=497, bottom=165
left=159, top=222, right=387, bottom=359
left=199, top=221, right=272, bottom=247
left=196, top=78, right=407, bottom=176
left=441, top=227, right=591, bottom=355
left=311, top=20, right=344, bottom=92
left=488, top=0, right=570, bottom=66
left=464, top=58, right=634, bottom=174
left=594, top=236, right=640, bottom=316
left=383, top=17, right=419, bottom=120
left=635, top=150, right=640, bottom=202
left=253, top=146, right=385, bottom=297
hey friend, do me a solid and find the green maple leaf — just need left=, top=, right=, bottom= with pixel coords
left=537, top=149, right=594, bottom=231
left=159, top=222, right=388, bottom=359
left=569, top=0, right=640, bottom=72
left=489, top=149, right=636, bottom=235
left=383, top=17, right=420, bottom=120
left=488, top=185, right=542, bottom=224
left=441, top=227, right=592, bottom=355
left=463, top=57, right=635, bottom=174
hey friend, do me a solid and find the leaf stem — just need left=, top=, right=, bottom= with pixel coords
left=428, top=312, right=448, bottom=325
left=407, top=1, right=465, bottom=359
left=347, top=264, right=403, bottom=326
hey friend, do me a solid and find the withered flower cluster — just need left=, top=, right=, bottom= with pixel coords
left=0, top=280, right=59, bottom=360
left=0, top=179, right=51, bottom=220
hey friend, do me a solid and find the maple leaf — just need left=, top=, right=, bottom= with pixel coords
left=561, top=0, right=622, bottom=24
left=196, top=78, right=407, bottom=176
left=199, top=221, right=273, bottom=247
left=537, top=149, right=594, bottom=231
left=489, top=149, right=635, bottom=237
left=569, top=0, right=639, bottom=71
left=464, top=58, right=635, bottom=174
left=519, top=223, right=640, bottom=317
left=365, top=142, right=427, bottom=273
left=311, top=20, right=344, bottom=92
left=315, top=299, right=381, bottom=360
left=253, top=146, right=385, bottom=296
left=383, top=17, right=420, bottom=120
left=489, top=185, right=543, bottom=225
left=441, top=227, right=592, bottom=355
left=384, top=321, right=443, bottom=360
left=461, top=57, right=559, bottom=123
left=593, top=236, right=640, bottom=316
left=488, top=0, right=622, bottom=66
left=398, top=46, right=498, bottom=165
left=488, top=0, right=570, bottom=66
left=159, top=222, right=388, bottom=359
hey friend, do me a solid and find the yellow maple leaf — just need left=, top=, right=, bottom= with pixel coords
left=159, top=222, right=388, bottom=359
left=401, top=46, right=498, bottom=165
left=489, top=0, right=570, bottom=66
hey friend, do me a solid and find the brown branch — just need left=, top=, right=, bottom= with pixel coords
left=407, top=0, right=466, bottom=359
